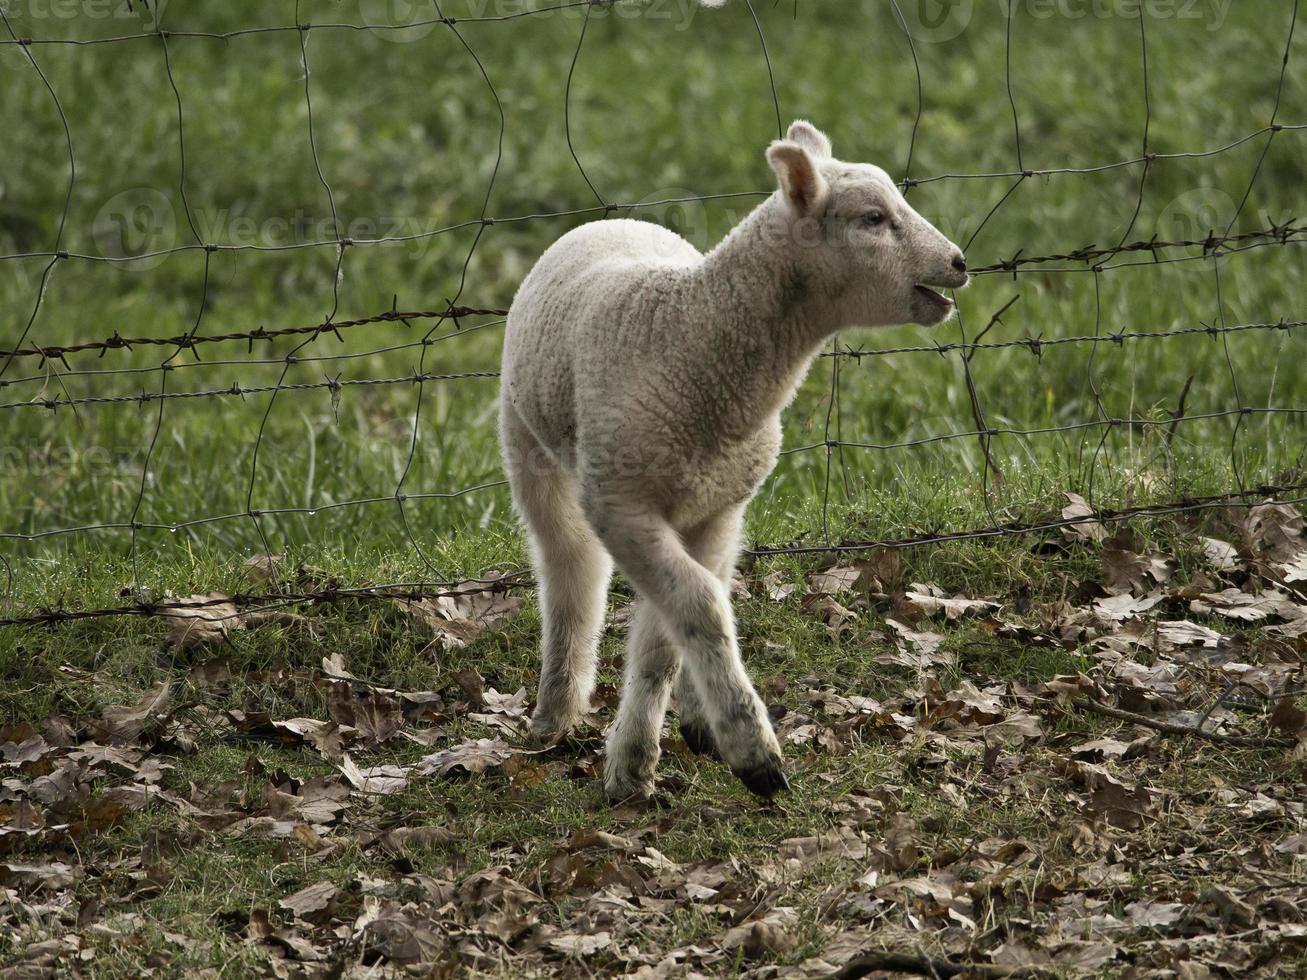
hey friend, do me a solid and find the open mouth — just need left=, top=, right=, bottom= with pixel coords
left=914, top=284, right=954, bottom=308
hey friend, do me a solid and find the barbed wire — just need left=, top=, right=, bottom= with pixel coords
left=4, top=480, right=1305, bottom=629
left=1, top=0, right=1304, bottom=628
left=0, top=310, right=1300, bottom=398
left=0, top=218, right=1302, bottom=370
left=7, top=398, right=1307, bottom=545
left=0, top=319, right=509, bottom=389
left=0, top=307, right=505, bottom=364
left=0, top=368, right=502, bottom=412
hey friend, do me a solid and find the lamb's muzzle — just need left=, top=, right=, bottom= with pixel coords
left=499, top=119, right=969, bottom=801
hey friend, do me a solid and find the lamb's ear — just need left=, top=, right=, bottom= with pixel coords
left=786, top=120, right=832, bottom=160
left=767, top=140, right=829, bottom=216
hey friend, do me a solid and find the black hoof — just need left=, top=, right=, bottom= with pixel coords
left=680, top=719, right=719, bottom=759
left=734, top=754, right=790, bottom=799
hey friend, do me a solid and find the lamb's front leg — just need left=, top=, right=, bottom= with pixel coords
left=588, top=500, right=786, bottom=799
left=676, top=505, right=749, bottom=760
left=603, top=600, right=679, bottom=800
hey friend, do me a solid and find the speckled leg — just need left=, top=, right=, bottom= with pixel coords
left=603, top=599, right=679, bottom=800
left=588, top=497, right=786, bottom=800
left=675, top=507, right=748, bottom=760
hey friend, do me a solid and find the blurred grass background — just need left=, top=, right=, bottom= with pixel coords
left=4, top=9, right=1306, bottom=970
left=0, top=0, right=1304, bottom=600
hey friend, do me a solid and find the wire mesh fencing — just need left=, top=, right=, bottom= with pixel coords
left=0, top=0, right=1304, bottom=628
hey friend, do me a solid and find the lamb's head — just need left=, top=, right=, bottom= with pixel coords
left=766, top=120, right=968, bottom=327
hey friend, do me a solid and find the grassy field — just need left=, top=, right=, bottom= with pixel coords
left=1, top=1, right=1306, bottom=976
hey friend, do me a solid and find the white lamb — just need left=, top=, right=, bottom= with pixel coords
left=500, top=121, right=968, bottom=800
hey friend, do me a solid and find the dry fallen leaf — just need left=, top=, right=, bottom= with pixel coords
left=1269, top=698, right=1307, bottom=736
left=1279, top=550, right=1307, bottom=583
left=1043, top=672, right=1104, bottom=703
left=279, top=880, right=337, bottom=921
left=1, top=861, right=82, bottom=890
left=2, top=733, right=52, bottom=767
left=881, top=619, right=951, bottom=669
left=1189, top=587, right=1291, bottom=622
left=902, top=583, right=999, bottom=621
left=1069, top=736, right=1147, bottom=761
left=763, top=570, right=797, bottom=602
left=468, top=687, right=531, bottom=735
left=1243, top=502, right=1305, bottom=562
left=721, top=907, right=797, bottom=958
left=162, top=594, right=309, bottom=652
left=354, top=900, right=443, bottom=965
left=328, top=685, right=403, bottom=748
left=1070, top=762, right=1155, bottom=830
left=803, top=593, right=858, bottom=635
left=395, top=576, right=524, bottom=651
left=1062, top=492, right=1107, bottom=543
left=1093, top=592, right=1166, bottom=622
left=339, top=754, right=409, bottom=796
left=547, top=931, right=613, bottom=957
left=1125, top=900, right=1186, bottom=929
left=243, top=554, right=281, bottom=581
left=87, top=682, right=173, bottom=746
left=415, top=738, right=513, bottom=777
left=807, top=564, right=864, bottom=595
left=270, top=718, right=350, bottom=759
left=164, top=593, right=240, bottom=652
left=1203, top=537, right=1241, bottom=570
left=779, top=825, right=869, bottom=870
left=1157, top=619, right=1223, bottom=648
left=1102, top=532, right=1173, bottom=594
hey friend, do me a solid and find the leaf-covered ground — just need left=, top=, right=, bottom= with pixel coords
left=3, top=3, right=1306, bottom=975
left=3, top=498, right=1305, bottom=978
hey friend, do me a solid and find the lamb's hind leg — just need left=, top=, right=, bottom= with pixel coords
left=588, top=498, right=786, bottom=799
left=603, top=599, right=678, bottom=800
left=501, top=405, right=612, bottom=738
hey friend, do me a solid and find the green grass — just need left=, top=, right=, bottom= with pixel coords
left=1, top=2, right=1306, bottom=975
left=3, top=505, right=1302, bottom=974
left=1, top=0, right=1304, bottom=574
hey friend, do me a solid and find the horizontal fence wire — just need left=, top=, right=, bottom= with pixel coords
left=2, top=310, right=1305, bottom=404
left=0, top=0, right=1303, bottom=628
left=5, top=480, right=1306, bottom=630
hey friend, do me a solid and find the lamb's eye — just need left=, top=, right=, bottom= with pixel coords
left=862, top=210, right=885, bottom=227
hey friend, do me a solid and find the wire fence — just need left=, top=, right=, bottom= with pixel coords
left=1, top=0, right=1304, bottom=628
